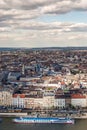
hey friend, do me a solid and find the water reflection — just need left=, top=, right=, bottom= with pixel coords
left=0, top=118, right=87, bottom=130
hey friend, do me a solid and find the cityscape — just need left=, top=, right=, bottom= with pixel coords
left=0, top=0, right=87, bottom=130
left=0, top=48, right=87, bottom=118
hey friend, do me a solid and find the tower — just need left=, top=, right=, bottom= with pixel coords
left=22, top=64, right=25, bottom=75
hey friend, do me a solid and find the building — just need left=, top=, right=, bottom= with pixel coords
left=54, top=95, right=65, bottom=108
left=12, top=94, right=25, bottom=108
left=71, top=94, right=87, bottom=107
left=43, top=90, right=55, bottom=108
left=0, top=89, right=12, bottom=107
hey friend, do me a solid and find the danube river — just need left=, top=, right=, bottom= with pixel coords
left=0, top=118, right=87, bottom=130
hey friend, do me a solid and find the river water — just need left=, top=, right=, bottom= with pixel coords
left=0, top=118, right=87, bottom=130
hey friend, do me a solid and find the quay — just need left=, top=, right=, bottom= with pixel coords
left=0, top=112, right=28, bottom=117
left=0, top=112, right=87, bottom=119
left=73, top=115, right=87, bottom=119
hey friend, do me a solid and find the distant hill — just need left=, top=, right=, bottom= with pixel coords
left=0, top=47, right=87, bottom=51
left=0, top=48, right=19, bottom=51
left=31, top=47, right=87, bottom=51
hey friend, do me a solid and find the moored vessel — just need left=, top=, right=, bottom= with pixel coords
left=12, top=117, right=74, bottom=124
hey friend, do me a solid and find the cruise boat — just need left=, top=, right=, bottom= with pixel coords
left=12, top=117, right=74, bottom=124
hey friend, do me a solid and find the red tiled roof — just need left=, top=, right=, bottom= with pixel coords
left=71, top=94, right=86, bottom=99
left=13, top=94, right=25, bottom=98
left=61, top=81, right=65, bottom=85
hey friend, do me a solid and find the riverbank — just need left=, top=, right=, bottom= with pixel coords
left=0, top=112, right=87, bottom=119
left=70, top=113, right=87, bottom=119
left=0, top=112, right=27, bottom=117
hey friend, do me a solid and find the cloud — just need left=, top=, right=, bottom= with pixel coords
left=8, top=21, right=87, bottom=32
left=0, top=0, right=87, bottom=22
left=68, top=34, right=87, bottom=40
left=0, top=0, right=58, bottom=9
left=0, top=0, right=87, bottom=47
left=0, top=0, right=87, bottom=31
left=40, top=0, right=87, bottom=14
left=1, top=19, right=87, bottom=34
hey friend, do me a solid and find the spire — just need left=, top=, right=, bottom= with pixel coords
left=22, top=64, right=25, bottom=75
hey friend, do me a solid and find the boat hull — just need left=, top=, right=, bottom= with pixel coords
left=12, top=117, right=74, bottom=124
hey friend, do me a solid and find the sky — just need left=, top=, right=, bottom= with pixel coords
left=0, top=0, right=87, bottom=48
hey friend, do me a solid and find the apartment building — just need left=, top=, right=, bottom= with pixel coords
left=71, top=94, right=87, bottom=107
left=0, top=90, right=12, bottom=107
left=54, top=95, right=65, bottom=108
left=12, top=94, right=25, bottom=108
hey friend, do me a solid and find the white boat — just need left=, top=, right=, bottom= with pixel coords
left=12, top=117, right=74, bottom=124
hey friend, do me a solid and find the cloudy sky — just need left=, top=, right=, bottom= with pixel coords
left=0, top=0, right=87, bottom=48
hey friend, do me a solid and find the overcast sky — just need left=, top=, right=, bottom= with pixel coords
left=0, top=0, right=87, bottom=48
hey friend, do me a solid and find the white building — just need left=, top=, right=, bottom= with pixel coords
left=43, top=90, right=55, bottom=108
left=12, top=94, right=25, bottom=108
left=71, top=94, right=87, bottom=107
left=54, top=95, right=65, bottom=108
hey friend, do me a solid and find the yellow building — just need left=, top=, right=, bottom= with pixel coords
left=0, top=90, right=13, bottom=107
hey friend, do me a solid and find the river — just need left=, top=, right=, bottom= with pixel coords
left=0, top=118, right=87, bottom=130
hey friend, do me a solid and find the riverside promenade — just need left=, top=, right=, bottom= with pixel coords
left=0, top=112, right=28, bottom=117
left=0, top=112, right=87, bottom=119
left=73, top=115, right=87, bottom=119
left=69, top=113, right=87, bottom=119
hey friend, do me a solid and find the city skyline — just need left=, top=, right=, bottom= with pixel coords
left=0, top=0, right=87, bottom=48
